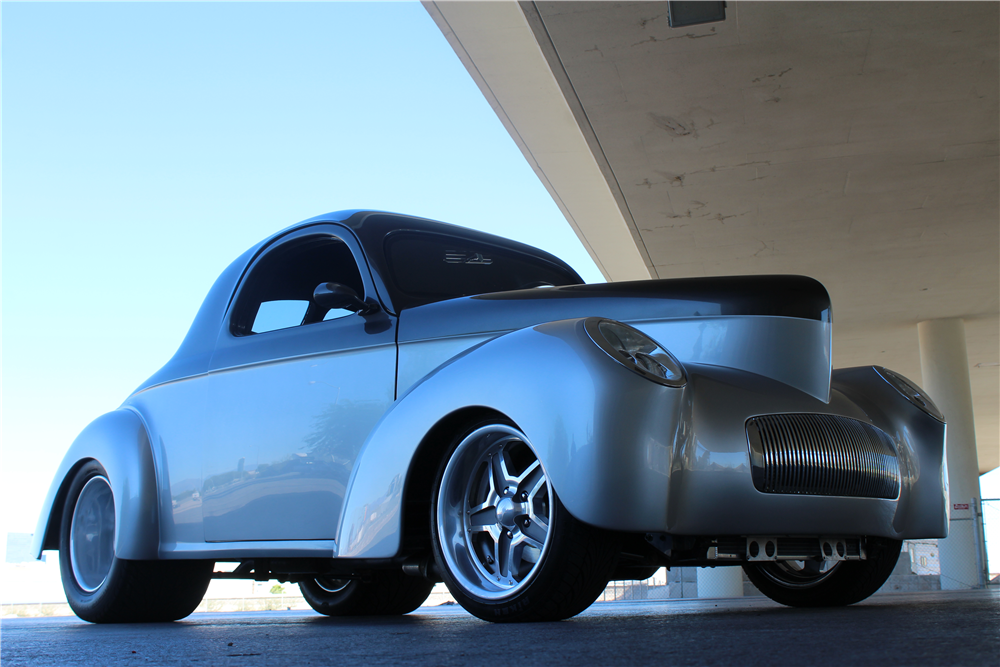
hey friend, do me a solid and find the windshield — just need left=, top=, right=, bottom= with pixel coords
left=384, top=232, right=582, bottom=310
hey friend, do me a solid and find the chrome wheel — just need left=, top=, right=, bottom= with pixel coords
left=69, top=475, right=116, bottom=593
left=757, top=560, right=841, bottom=589
left=436, top=424, right=553, bottom=601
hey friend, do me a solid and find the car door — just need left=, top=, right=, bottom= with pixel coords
left=201, top=225, right=397, bottom=542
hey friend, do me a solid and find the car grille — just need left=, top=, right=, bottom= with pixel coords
left=746, top=414, right=900, bottom=499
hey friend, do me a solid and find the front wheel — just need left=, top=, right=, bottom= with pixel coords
left=432, top=420, right=619, bottom=622
left=300, top=571, right=433, bottom=616
left=60, top=461, right=213, bottom=623
left=743, top=537, right=902, bottom=607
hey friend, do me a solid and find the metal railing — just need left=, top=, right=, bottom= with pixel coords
left=983, top=498, right=999, bottom=586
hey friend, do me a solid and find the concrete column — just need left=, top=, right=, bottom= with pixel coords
left=917, top=318, right=982, bottom=589
left=696, top=566, right=743, bottom=598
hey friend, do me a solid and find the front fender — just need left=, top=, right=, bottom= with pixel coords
left=338, top=318, right=688, bottom=558
left=831, top=366, right=949, bottom=539
left=31, top=408, right=160, bottom=560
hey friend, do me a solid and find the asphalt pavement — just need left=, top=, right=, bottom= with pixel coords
left=3, top=590, right=997, bottom=666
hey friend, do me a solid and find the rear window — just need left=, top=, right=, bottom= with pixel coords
left=384, top=232, right=580, bottom=309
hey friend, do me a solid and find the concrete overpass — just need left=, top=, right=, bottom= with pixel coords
left=426, top=0, right=997, bottom=465
left=426, top=0, right=998, bottom=588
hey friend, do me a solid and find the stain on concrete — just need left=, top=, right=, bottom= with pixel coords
left=638, top=14, right=666, bottom=29
left=653, top=171, right=687, bottom=187
left=631, top=27, right=717, bottom=47
left=753, top=240, right=775, bottom=257
left=649, top=113, right=696, bottom=137
left=685, top=160, right=771, bottom=176
left=751, top=68, right=792, bottom=83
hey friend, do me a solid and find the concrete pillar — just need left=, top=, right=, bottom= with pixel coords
left=697, top=566, right=743, bottom=598
left=917, top=318, right=982, bottom=589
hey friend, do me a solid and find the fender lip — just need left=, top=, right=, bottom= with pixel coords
left=32, top=460, right=86, bottom=559
left=31, top=408, right=161, bottom=561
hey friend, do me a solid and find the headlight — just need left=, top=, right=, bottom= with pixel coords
left=585, top=318, right=686, bottom=387
left=875, top=367, right=945, bottom=422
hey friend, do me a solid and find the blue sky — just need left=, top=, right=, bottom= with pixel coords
left=1, top=1, right=602, bottom=535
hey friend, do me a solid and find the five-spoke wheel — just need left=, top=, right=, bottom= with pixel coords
left=432, top=419, right=619, bottom=622
left=437, top=423, right=552, bottom=598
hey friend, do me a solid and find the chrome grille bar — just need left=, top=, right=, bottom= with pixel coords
left=746, top=414, right=900, bottom=499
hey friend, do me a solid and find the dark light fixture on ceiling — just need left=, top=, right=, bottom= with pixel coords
left=667, top=1, right=727, bottom=28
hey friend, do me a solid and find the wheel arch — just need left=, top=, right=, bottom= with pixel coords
left=397, top=406, right=508, bottom=556
left=35, top=457, right=93, bottom=554
left=32, top=408, right=161, bottom=561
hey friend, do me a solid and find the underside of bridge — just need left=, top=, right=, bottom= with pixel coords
left=426, top=1, right=999, bottom=474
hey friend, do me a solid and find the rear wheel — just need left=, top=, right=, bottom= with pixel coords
left=743, top=537, right=902, bottom=607
left=432, top=420, right=619, bottom=622
left=60, top=461, right=213, bottom=623
left=299, top=571, right=433, bottom=616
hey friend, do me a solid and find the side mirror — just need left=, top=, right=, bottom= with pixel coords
left=313, top=282, right=378, bottom=315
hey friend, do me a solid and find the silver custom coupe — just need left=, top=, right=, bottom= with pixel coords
left=34, top=210, right=948, bottom=623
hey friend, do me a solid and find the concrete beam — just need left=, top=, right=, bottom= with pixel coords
left=425, top=1, right=652, bottom=282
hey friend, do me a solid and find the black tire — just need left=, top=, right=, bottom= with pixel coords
left=300, top=571, right=433, bottom=616
left=59, top=461, right=213, bottom=623
left=431, top=419, right=619, bottom=623
left=743, top=537, right=902, bottom=607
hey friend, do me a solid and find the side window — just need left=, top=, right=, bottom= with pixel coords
left=232, top=234, right=366, bottom=336
left=251, top=300, right=310, bottom=334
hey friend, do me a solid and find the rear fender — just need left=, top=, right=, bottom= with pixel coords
left=31, top=408, right=160, bottom=560
left=338, top=318, right=688, bottom=558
